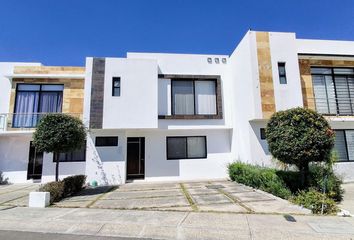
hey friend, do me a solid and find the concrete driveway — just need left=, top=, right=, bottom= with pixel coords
left=0, top=184, right=39, bottom=207
left=55, top=180, right=309, bottom=215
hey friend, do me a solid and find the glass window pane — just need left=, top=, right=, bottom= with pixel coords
left=41, top=85, right=64, bottom=91
left=334, top=76, right=352, bottom=115
left=172, top=81, right=194, bottom=115
left=167, top=137, right=187, bottom=159
left=333, top=68, right=354, bottom=75
left=195, top=81, right=216, bottom=115
left=95, top=137, right=118, bottom=147
left=345, top=130, right=354, bottom=161
left=113, top=88, right=120, bottom=96
left=311, top=68, right=332, bottom=74
left=334, top=130, right=348, bottom=161
left=279, top=76, right=287, bottom=84
left=17, top=84, right=40, bottom=91
left=187, top=137, right=206, bottom=158
left=113, top=80, right=120, bottom=88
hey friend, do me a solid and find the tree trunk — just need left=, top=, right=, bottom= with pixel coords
left=300, top=164, right=309, bottom=189
left=55, top=152, right=59, bottom=182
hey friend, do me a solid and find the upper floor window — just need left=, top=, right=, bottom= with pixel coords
left=171, top=79, right=217, bottom=115
left=112, top=77, right=121, bottom=96
left=311, top=67, right=354, bottom=115
left=13, top=84, right=64, bottom=128
left=278, top=62, right=287, bottom=84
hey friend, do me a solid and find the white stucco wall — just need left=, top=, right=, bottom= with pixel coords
left=103, top=58, right=158, bottom=129
left=85, top=130, right=126, bottom=185
left=297, top=39, right=354, bottom=55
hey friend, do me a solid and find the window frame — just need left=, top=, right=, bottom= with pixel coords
left=112, top=77, right=121, bottom=97
left=311, top=67, right=354, bottom=116
left=166, top=136, right=207, bottom=160
left=170, top=79, right=217, bottom=116
left=53, top=142, right=86, bottom=162
left=334, top=129, right=354, bottom=162
left=95, top=136, right=119, bottom=147
left=278, top=62, right=287, bottom=84
left=13, top=83, right=64, bottom=128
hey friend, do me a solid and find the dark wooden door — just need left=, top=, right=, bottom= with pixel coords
left=27, top=142, right=43, bottom=180
left=127, top=137, right=145, bottom=179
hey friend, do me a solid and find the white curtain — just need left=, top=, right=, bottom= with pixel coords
left=172, top=81, right=194, bottom=115
left=13, top=92, right=39, bottom=128
left=195, top=81, right=216, bottom=115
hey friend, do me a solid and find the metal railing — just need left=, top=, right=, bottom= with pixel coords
left=0, top=113, right=83, bottom=131
left=306, top=97, right=354, bottom=116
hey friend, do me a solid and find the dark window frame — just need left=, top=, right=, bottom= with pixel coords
left=95, top=136, right=118, bottom=147
left=311, top=67, right=354, bottom=116
left=158, top=74, right=223, bottom=120
left=53, top=142, right=86, bottom=162
left=112, top=77, right=121, bottom=96
left=166, top=136, right=207, bottom=160
left=334, top=129, right=354, bottom=162
left=13, top=83, right=64, bottom=128
left=278, top=62, right=287, bottom=84
left=260, top=128, right=266, bottom=140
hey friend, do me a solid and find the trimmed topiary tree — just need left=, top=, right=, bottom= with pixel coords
left=266, top=107, right=335, bottom=187
left=33, top=114, right=86, bottom=181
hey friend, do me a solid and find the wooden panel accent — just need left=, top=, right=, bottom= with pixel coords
left=298, top=57, right=354, bottom=110
left=256, top=32, right=275, bottom=119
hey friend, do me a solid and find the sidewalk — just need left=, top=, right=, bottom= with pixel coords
left=0, top=206, right=353, bottom=239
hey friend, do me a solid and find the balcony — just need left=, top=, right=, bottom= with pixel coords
left=0, top=113, right=83, bottom=132
left=307, top=97, right=354, bottom=116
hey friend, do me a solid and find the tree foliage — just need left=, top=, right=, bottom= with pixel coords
left=266, top=108, right=335, bottom=186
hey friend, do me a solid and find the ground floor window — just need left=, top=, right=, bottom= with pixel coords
left=166, top=136, right=207, bottom=160
left=54, top=143, right=86, bottom=162
left=334, top=130, right=354, bottom=162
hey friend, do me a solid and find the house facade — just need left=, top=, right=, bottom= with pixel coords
left=1, top=30, right=354, bottom=184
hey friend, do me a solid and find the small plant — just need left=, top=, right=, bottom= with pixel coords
left=291, top=188, right=339, bottom=214
left=0, top=171, right=9, bottom=185
left=228, top=162, right=291, bottom=199
left=39, top=181, right=65, bottom=204
left=62, top=175, right=86, bottom=197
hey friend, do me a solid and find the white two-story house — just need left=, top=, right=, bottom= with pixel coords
left=1, top=30, right=354, bottom=184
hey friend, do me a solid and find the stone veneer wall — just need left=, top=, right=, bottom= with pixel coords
left=89, top=58, right=106, bottom=129
left=299, top=57, right=354, bottom=110
left=8, top=66, right=85, bottom=128
left=256, top=32, right=276, bottom=119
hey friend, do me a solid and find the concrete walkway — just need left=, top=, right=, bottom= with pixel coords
left=55, top=180, right=309, bottom=215
left=0, top=207, right=353, bottom=239
left=340, top=183, right=354, bottom=216
left=0, top=184, right=39, bottom=207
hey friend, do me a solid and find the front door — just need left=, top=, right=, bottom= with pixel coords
left=27, top=142, right=43, bottom=180
left=127, top=137, right=145, bottom=180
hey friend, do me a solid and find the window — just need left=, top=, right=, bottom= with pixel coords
left=334, top=130, right=354, bottom=162
left=167, top=136, right=207, bottom=160
left=95, top=136, right=118, bottom=147
left=171, top=79, right=216, bottom=115
left=312, top=67, right=354, bottom=115
left=278, top=62, right=287, bottom=84
left=54, top=143, right=86, bottom=162
left=260, top=128, right=266, bottom=140
left=13, top=84, right=64, bottom=128
left=112, top=77, right=121, bottom=96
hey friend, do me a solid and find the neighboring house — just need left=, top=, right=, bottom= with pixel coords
left=1, top=30, right=354, bottom=184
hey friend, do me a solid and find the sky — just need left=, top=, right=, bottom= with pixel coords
left=0, top=0, right=354, bottom=66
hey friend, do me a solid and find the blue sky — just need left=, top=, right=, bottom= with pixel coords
left=0, top=0, right=353, bottom=66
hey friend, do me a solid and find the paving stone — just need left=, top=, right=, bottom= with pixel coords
left=155, top=205, right=193, bottom=211
left=2, top=195, right=28, bottom=207
left=118, top=183, right=180, bottom=191
left=98, top=223, right=142, bottom=238
left=0, top=191, right=29, bottom=204
left=104, top=189, right=183, bottom=199
left=198, top=203, right=249, bottom=213
left=192, top=193, right=232, bottom=205
left=187, top=188, right=219, bottom=195
left=183, top=182, right=210, bottom=189
left=54, top=200, right=92, bottom=208
left=230, top=191, right=274, bottom=202
left=243, top=200, right=311, bottom=214
left=223, top=185, right=254, bottom=193
left=91, top=196, right=189, bottom=209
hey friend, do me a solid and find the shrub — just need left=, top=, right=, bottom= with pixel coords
left=0, top=171, right=8, bottom=185
left=228, top=162, right=291, bottom=199
left=39, top=181, right=65, bottom=204
left=266, top=108, right=335, bottom=187
left=291, top=188, right=339, bottom=214
left=62, top=175, right=86, bottom=197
